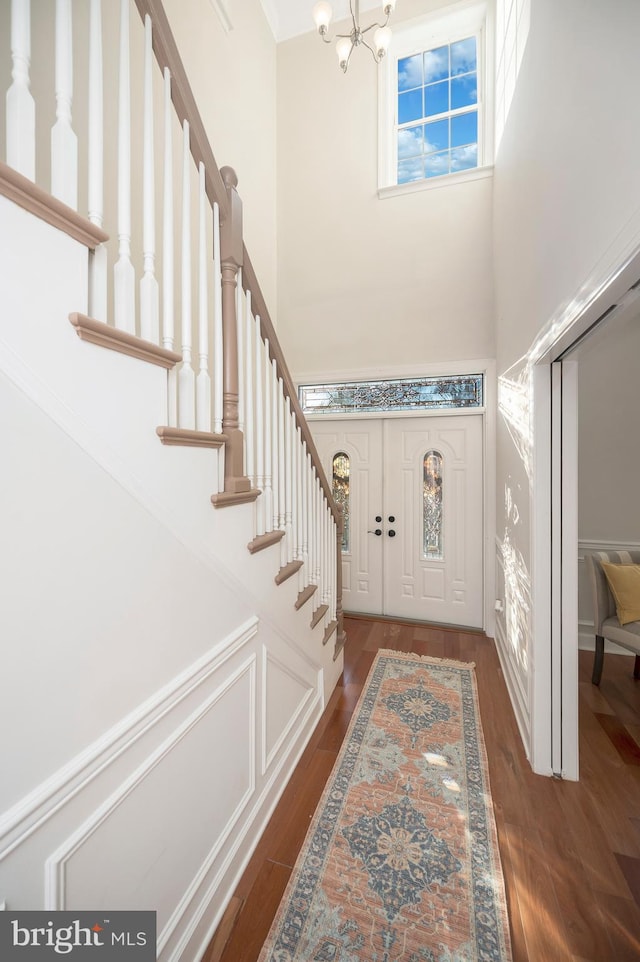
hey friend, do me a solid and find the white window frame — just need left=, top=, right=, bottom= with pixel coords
left=378, top=0, right=494, bottom=197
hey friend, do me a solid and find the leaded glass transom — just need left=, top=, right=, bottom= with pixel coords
left=300, top=374, right=482, bottom=416
left=332, top=452, right=350, bottom=553
left=423, top=450, right=443, bottom=560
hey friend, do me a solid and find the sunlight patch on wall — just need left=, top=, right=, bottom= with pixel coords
left=498, top=359, right=532, bottom=480
left=495, top=0, right=531, bottom=153
left=500, top=482, right=531, bottom=675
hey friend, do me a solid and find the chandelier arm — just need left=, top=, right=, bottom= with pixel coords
left=361, top=35, right=379, bottom=61
left=344, top=40, right=356, bottom=72
left=319, top=28, right=353, bottom=45
left=360, top=13, right=390, bottom=37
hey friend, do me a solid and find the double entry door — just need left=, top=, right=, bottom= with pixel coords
left=312, top=415, right=484, bottom=629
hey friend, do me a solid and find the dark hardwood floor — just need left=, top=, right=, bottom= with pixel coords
left=202, top=617, right=640, bottom=962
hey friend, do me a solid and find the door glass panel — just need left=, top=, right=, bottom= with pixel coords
left=423, top=450, right=443, bottom=559
left=332, top=452, right=350, bottom=553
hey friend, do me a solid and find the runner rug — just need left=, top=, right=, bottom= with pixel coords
left=258, top=649, right=512, bottom=962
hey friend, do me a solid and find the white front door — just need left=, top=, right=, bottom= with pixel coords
left=311, top=415, right=484, bottom=628
left=310, top=419, right=384, bottom=615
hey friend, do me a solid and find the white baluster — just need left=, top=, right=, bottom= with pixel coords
left=300, top=445, right=309, bottom=591
left=245, top=291, right=255, bottom=487
left=331, top=515, right=337, bottom=620
left=196, top=162, right=211, bottom=430
left=289, top=411, right=297, bottom=565
left=178, top=120, right=195, bottom=428
left=88, top=0, right=106, bottom=321
left=236, top=269, right=244, bottom=436
left=316, top=482, right=324, bottom=608
left=271, top=360, right=280, bottom=532
left=309, top=473, right=317, bottom=594
left=278, top=381, right=286, bottom=564
left=213, top=203, right=223, bottom=434
left=314, top=477, right=322, bottom=592
left=254, top=317, right=265, bottom=536
left=263, top=339, right=273, bottom=533
left=140, top=14, right=159, bottom=343
left=284, top=397, right=293, bottom=564
left=162, top=68, right=177, bottom=426
left=114, top=0, right=135, bottom=333
left=7, top=0, right=35, bottom=180
left=324, top=505, right=330, bottom=606
left=306, top=455, right=313, bottom=587
left=51, top=0, right=77, bottom=208
left=296, top=427, right=306, bottom=591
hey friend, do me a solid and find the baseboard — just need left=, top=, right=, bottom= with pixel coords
left=493, top=619, right=531, bottom=759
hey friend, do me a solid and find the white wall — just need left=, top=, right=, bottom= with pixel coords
left=0, top=196, right=341, bottom=960
left=276, top=1, right=495, bottom=376
left=492, top=0, right=640, bottom=761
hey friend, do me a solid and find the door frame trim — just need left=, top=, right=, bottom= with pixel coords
left=296, top=358, right=496, bottom=636
left=529, top=244, right=640, bottom=779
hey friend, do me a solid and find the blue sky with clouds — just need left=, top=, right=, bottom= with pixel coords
left=397, top=37, right=478, bottom=183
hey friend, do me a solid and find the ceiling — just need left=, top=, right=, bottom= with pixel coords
left=261, top=0, right=382, bottom=43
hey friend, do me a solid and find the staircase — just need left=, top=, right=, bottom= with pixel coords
left=0, top=3, right=345, bottom=959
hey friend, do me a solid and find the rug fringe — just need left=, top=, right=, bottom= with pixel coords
left=377, top=648, right=476, bottom=670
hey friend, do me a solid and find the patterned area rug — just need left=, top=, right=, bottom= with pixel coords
left=258, top=649, right=513, bottom=962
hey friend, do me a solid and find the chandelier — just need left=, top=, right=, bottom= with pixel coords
left=312, top=0, right=396, bottom=73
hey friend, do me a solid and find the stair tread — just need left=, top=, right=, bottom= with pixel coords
left=295, top=584, right=317, bottom=610
left=248, top=530, right=285, bottom=554
left=323, top=620, right=338, bottom=646
left=311, top=604, right=329, bottom=629
left=275, top=559, right=303, bottom=585
left=211, top=489, right=260, bottom=509
left=69, top=313, right=181, bottom=369
left=157, top=426, right=227, bottom=447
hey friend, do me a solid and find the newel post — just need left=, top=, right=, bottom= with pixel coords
left=219, top=166, right=251, bottom=495
left=335, top=506, right=347, bottom=656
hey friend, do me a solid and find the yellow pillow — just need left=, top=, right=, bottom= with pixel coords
left=601, top=562, right=640, bottom=625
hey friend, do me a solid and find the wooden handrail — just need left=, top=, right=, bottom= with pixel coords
left=132, top=0, right=338, bottom=525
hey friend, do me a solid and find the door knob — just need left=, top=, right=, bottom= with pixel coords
left=388, top=529, right=396, bottom=537
left=368, top=529, right=382, bottom=536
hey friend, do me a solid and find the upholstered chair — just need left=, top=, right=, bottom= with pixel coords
left=584, top=551, right=640, bottom=685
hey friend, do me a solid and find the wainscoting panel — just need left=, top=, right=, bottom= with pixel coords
left=0, top=608, right=326, bottom=962
left=0, top=618, right=259, bottom=862
left=46, top=658, right=256, bottom=929
left=262, top=647, right=317, bottom=775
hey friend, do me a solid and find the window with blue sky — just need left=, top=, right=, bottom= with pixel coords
left=397, top=37, right=478, bottom=184
left=377, top=1, right=490, bottom=194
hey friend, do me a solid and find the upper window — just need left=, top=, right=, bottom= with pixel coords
left=397, top=37, right=478, bottom=183
left=378, top=2, right=492, bottom=194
